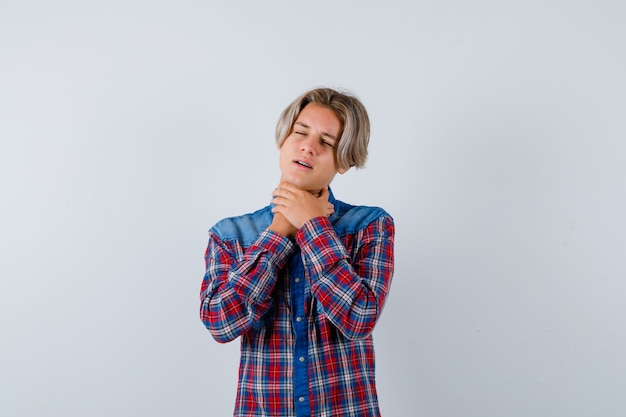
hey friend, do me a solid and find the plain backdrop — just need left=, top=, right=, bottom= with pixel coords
left=1, top=1, right=625, bottom=416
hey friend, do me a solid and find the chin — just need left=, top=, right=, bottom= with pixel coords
left=281, top=173, right=326, bottom=193
left=291, top=181, right=322, bottom=194
left=283, top=176, right=307, bottom=188
left=295, top=182, right=317, bottom=192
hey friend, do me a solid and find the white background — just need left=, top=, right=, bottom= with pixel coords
left=1, top=1, right=625, bottom=416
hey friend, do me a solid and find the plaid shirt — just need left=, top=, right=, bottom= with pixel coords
left=200, top=191, right=395, bottom=417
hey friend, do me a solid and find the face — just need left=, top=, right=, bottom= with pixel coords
left=279, top=103, right=348, bottom=193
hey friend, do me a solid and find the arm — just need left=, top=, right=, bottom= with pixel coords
left=199, top=228, right=295, bottom=343
left=296, top=214, right=395, bottom=340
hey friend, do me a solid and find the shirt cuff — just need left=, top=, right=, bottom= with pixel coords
left=296, top=217, right=348, bottom=272
left=253, top=229, right=296, bottom=269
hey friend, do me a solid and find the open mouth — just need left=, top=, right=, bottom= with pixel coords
left=294, top=160, right=312, bottom=169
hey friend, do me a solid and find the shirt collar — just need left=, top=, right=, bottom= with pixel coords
left=327, top=186, right=336, bottom=205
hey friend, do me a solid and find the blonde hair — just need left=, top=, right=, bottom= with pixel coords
left=275, top=87, right=370, bottom=170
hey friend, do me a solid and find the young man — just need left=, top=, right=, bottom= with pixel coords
left=200, top=88, right=395, bottom=417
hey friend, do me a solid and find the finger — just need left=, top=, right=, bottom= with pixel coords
left=272, top=188, right=292, bottom=199
left=278, top=182, right=301, bottom=194
left=271, top=204, right=285, bottom=213
left=271, top=195, right=288, bottom=206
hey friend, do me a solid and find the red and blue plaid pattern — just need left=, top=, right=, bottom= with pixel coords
left=200, top=194, right=395, bottom=417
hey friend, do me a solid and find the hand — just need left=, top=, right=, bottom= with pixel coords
left=267, top=212, right=298, bottom=238
left=270, top=182, right=334, bottom=231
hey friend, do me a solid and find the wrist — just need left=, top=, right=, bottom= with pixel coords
left=268, top=215, right=297, bottom=238
left=267, top=225, right=295, bottom=238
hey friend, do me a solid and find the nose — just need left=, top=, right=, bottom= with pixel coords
left=300, top=136, right=317, bottom=155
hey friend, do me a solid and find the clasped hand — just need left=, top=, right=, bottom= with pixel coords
left=269, top=182, right=334, bottom=238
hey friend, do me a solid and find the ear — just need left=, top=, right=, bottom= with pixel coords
left=337, top=166, right=351, bottom=175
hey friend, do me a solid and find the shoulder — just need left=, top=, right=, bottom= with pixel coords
left=331, top=198, right=394, bottom=236
left=209, top=205, right=273, bottom=246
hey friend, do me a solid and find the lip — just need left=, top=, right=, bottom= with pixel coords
left=293, top=158, right=313, bottom=169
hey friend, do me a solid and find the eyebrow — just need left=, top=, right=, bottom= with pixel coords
left=294, top=121, right=338, bottom=142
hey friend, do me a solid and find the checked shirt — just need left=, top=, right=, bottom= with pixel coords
left=200, top=190, right=395, bottom=417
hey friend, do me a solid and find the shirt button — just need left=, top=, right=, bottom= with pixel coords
left=295, top=277, right=301, bottom=283
left=296, top=316, right=302, bottom=322
left=299, top=356, right=305, bottom=362
left=299, top=397, right=305, bottom=403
